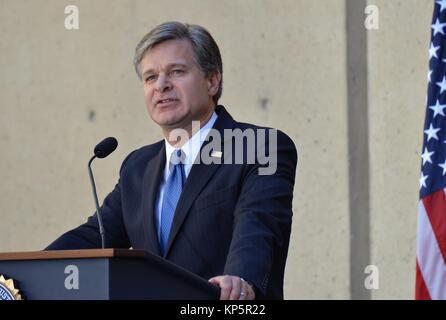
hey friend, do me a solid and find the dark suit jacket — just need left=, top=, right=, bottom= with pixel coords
left=46, top=105, right=298, bottom=299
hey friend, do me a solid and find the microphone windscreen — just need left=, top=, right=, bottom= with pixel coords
left=94, top=137, right=118, bottom=158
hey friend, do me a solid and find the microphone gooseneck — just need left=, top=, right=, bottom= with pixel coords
left=88, top=155, right=106, bottom=249
left=88, top=137, right=118, bottom=249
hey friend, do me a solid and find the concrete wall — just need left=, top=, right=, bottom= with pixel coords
left=0, top=0, right=433, bottom=299
left=367, top=0, right=432, bottom=299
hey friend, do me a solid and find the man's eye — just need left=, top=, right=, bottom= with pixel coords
left=145, top=75, right=156, bottom=82
left=171, top=69, right=184, bottom=76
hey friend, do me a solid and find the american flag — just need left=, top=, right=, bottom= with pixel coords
left=416, top=0, right=446, bottom=300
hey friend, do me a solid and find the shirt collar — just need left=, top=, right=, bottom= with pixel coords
left=164, top=111, right=218, bottom=169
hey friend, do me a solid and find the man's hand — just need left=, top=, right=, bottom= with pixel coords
left=208, top=275, right=256, bottom=300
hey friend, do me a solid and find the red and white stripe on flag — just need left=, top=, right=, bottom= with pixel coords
left=416, top=189, right=446, bottom=299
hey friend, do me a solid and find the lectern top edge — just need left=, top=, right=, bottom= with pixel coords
left=0, top=249, right=146, bottom=261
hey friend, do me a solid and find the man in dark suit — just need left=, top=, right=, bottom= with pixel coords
left=47, top=21, right=297, bottom=300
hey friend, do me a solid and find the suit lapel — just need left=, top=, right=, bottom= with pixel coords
left=141, top=141, right=166, bottom=255
left=164, top=106, right=236, bottom=256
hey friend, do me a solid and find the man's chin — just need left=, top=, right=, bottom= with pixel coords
left=156, top=117, right=188, bottom=130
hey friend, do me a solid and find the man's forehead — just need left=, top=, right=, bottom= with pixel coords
left=141, top=39, right=196, bottom=73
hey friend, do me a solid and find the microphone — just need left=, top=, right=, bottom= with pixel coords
left=88, top=137, right=118, bottom=249
left=94, top=137, right=118, bottom=158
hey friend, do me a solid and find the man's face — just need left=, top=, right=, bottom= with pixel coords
left=140, top=39, right=219, bottom=133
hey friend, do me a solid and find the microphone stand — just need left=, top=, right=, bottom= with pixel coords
left=88, top=155, right=106, bottom=249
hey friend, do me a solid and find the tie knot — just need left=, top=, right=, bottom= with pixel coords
left=170, top=149, right=185, bottom=165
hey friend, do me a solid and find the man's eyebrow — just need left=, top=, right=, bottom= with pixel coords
left=168, top=63, right=188, bottom=69
left=142, top=69, right=154, bottom=77
left=142, top=63, right=188, bottom=76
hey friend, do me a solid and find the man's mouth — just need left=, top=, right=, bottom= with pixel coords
left=156, top=98, right=179, bottom=105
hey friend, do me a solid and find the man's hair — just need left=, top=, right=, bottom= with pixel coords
left=134, top=21, right=223, bottom=105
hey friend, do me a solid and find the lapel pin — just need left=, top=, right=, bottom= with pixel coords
left=211, top=150, right=222, bottom=158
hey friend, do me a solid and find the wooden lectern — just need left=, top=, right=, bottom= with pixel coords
left=0, top=249, right=220, bottom=300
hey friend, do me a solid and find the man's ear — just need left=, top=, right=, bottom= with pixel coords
left=207, top=71, right=221, bottom=96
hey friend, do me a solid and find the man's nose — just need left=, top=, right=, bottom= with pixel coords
left=155, top=75, right=172, bottom=92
